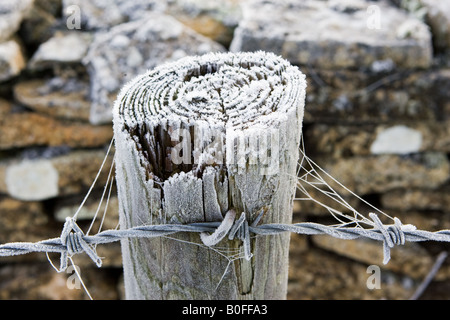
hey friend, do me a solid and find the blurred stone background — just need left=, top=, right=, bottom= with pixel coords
left=0, top=0, right=449, bottom=300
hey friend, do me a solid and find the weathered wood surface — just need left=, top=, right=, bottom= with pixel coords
left=113, top=52, right=306, bottom=299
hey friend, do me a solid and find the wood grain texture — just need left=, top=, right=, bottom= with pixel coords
left=113, top=52, right=306, bottom=299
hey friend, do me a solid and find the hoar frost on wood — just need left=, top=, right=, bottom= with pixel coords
left=113, top=51, right=306, bottom=299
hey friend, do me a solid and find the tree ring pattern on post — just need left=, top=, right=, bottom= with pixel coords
left=113, top=51, right=306, bottom=181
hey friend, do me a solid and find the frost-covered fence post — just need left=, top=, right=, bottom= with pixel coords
left=113, top=52, right=306, bottom=299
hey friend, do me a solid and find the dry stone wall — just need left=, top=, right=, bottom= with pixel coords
left=0, top=0, right=449, bottom=299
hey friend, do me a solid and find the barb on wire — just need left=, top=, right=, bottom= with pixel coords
left=1, top=210, right=450, bottom=271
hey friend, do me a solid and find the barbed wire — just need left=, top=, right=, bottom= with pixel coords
left=1, top=209, right=449, bottom=273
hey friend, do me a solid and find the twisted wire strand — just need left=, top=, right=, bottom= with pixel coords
left=1, top=210, right=449, bottom=271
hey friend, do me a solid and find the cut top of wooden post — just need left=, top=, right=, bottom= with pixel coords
left=113, top=51, right=306, bottom=182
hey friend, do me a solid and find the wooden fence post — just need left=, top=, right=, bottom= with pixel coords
left=113, top=52, right=306, bottom=299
